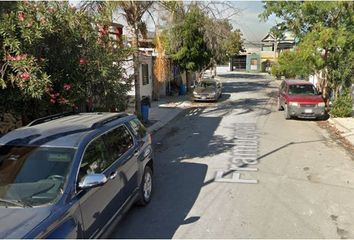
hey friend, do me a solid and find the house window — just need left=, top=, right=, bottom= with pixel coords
left=142, top=64, right=149, bottom=85
left=262, top=45, right=273, bottom=51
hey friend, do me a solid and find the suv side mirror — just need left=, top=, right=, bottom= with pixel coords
left=78, top=173, right=107, bottom=190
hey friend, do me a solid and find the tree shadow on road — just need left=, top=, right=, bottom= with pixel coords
left=110, top=107, right=233, bottom=239
left=221, top=80, right=277, bottom=94
left=200, top=98, right=273, bottom=118
left=218, top=72, right=271, bottom=80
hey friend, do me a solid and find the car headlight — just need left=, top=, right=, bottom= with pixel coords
left=193, top=91, right=198, bottom=95
left=289, top=102, right=299, bottom=107
left=317, top=102, right=325, bottom=107
left=209, top=92, right=216, bottom=96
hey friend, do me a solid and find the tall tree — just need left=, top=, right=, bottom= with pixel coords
left=223, top=30, right=243, bottom=57
left=118, top=1, right=154, bottom=115
left=83, top=1, right=154, bottom=115
left=203, top=19, right=232, bottom=76
left=160, top=1, right=243, bottom=79
left=261, top=1, right=354, bottom=102
left=167, top=5, right=212, bottom=79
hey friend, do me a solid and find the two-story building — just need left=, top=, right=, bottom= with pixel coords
left=260, top=32, right=295, bottom=72
left=229, top=32, right=295, bottom=73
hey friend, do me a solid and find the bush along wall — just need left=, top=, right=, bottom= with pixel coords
left=330, top=90, right=353, bottom=118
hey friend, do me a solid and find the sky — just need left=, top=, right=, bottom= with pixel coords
left=229, top=1, right=276, bottom=43
left=142, top=1, right=277, bottom=44
left=71, top=0, right=276, bottom=44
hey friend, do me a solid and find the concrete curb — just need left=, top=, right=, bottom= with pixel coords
left=328, top=118, right=348, bottom=132
left=327, top=118, right=354, bottom=147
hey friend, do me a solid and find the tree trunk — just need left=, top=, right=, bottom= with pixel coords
left=133, top=27, right=141, bottom=115
left=212, top=59, right=217, bottom=76
left=315, top=68, right=330, bottom=106
left=197, top=71, right=203, bottom=81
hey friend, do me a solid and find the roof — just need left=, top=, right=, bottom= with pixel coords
left=285, top=80, right=313, bottom=85
left=261, top=32, right=295, bottom=44
left=0, top=112, right=133, bottom=148
left=261, top=33, right=275, bottom=43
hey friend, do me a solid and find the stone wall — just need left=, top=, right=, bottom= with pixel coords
left=0, top=113, right=23, bottom=135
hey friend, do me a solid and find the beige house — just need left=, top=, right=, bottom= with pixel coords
left=260, top=32, right=296, bottom=71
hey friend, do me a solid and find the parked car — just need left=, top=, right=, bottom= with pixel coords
left=277, top=80, right=326, bottom=119
left=193, top=78, right=222, bottom=101
left=0, top=112, right=153, bottom=238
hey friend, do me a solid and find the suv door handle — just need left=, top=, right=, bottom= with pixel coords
left=109, top=171, right=117, bottom=180
left=133, top=149, right=139, bottom=156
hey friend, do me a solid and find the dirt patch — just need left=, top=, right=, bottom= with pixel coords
left=317, top=120, right=354, bottom=157
left=337, top=227, right=349, bottom=239
left=330, top=214, right=350, bottom=239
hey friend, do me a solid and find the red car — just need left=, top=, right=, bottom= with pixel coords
left=277, top=80, right=326, bottom=119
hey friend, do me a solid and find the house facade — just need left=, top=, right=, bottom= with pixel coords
left=230, top=32, right=295, bottom=73
left=229, top=42, right=262, bottom=72
left=260, top=32, right=295, bottom=72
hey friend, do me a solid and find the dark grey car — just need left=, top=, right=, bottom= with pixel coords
left=193, top=78, right=222, bottom=101
left=0, top=112, right=153, bottom=238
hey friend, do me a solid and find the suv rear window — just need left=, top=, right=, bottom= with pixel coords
left=79, top=137, right=108, bottom=181
left=79, top=126, right=134, bottom=182
left=103, top=126, right=134, bottom=162
left=129, top=119, right=147, bottom=138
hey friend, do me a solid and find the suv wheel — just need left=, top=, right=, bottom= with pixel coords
left=284, top=104, right=291, bottom=120
left=277, top=97, right=283, bottom=111
left=137, top=166, right=153, bottom=206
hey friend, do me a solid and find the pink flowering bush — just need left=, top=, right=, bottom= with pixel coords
left=0, top=1, right=132, bottom=122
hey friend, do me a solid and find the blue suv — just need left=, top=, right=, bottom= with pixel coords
left=0, top=112, right=153, bottom=238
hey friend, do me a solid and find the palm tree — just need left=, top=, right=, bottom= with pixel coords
left=82, top=1, right=153, bottom=115
left=118, top=1, right=153, bottom=115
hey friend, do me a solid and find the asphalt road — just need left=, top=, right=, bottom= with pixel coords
left=110, top=72, right=354, bottom=239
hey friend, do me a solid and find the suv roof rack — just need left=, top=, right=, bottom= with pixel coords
left=27, top=112, right=78, bottom=127
left=91, top=113, right=129, bottom=129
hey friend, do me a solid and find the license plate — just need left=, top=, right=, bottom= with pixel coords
left=201, top=96, right=206, bottom=100
left=304, top=108, right=313, bottom=113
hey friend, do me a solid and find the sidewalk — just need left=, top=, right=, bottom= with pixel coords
left=328, top=117, right=354, bottom=146
left=146, top=94, right=218, bottom=133
left=146, top=95, right=192, bottom=133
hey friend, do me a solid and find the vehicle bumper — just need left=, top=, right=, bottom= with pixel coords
left=288, top=105, right=325, bottom=119
left=193, top=95, right=217, bottom=101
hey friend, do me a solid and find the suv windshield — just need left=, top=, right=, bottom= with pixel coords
left=198, top=81, right=216, bottom=88
left=0, top=145, right=75, bottom=207
left=288, top=84, right=317, bottom=95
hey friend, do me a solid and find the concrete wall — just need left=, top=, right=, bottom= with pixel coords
left=139, top=55, right=153, bottom=100
left=0, top=113, right=22, bottom=135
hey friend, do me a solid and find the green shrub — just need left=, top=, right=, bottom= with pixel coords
left=330, top=90, right=353, bottom=117
left=271, top=63, right=282, bottom=79
left=270, top=51, right=311, bottom=79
